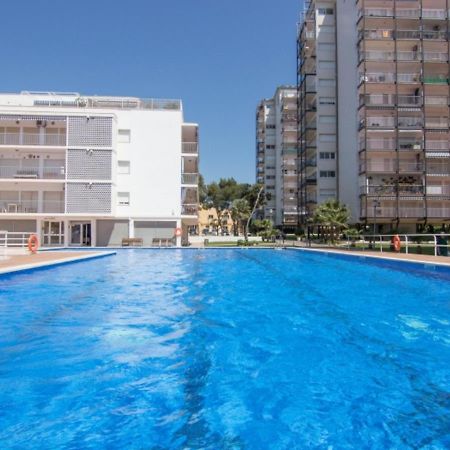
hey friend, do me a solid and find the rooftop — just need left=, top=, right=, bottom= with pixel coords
left=0, top=91, right=182, bottom=111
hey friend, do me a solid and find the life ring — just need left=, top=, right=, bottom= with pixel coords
left=27, top=234, right=39, bottom=253
left=392, top=234, right=401, bottom=252
left=175, top=227, right=182, bottom=237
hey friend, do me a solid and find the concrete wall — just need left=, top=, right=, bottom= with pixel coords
left=96, top=220, right=129, bottom=246
left=134, top=221, right=177, bottom=245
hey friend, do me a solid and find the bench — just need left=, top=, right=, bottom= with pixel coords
left=121, top=237, right=143, bottom=247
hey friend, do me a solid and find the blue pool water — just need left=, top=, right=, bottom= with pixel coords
left=0, top=249, right=449, bottom=449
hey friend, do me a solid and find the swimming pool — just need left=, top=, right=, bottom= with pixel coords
left=0, top=249, right=448, bottom=449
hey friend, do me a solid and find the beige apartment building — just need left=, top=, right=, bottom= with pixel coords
left=256, top=86, right=299, bottom=229
left=298, top=0, right=450, bottom=232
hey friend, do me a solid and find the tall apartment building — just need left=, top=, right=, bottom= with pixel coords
left=0, top=91, right=199, bottom=247
left=256, top=86, right=299, bottom=228
left=298, top=0, right=450, bottom=231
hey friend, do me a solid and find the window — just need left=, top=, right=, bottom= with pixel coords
left=319, top=78, right=336, bottom=87
left=266, top=166, right=276, bottom=170
left=319, top=61, right=336, bottom=70
left=266, top=124, right=276, bottom=129
left=266, top=144, right=275, bottom=149
left=319, top=115, right=336, bottom=124
left=318, top=8, right=334, bottom=15
left=266, top=175, right=275, bottom=180
left=318, top=43, right=334, bottom=51
left=319, top=134, right=336, bottom=143
left=320, top=171, right=336, bottom=178
left=117, top=192, right=130, bottom=206
left=118, top=160, right=130, bottom=174
left=319, top=97, right=336, bottom=105
left=118, top=129, right=131, bottom=143
left=319, top=189, right=336, bottom=197
left=319, top=152, right=336, bottom=159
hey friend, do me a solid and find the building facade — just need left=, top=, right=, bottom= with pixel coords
left=256, top=86, right=299, bottom=228
left=297, top=0, right=450, bottom=231
left=0, top=91, right=199, bottom=247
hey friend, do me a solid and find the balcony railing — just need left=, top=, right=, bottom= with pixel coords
left=426, top=140, right=449, bottom=150
left=362, top=139, right=396, bottom=151
left=0, top=133, right=66, bottom=146
left=181, top=173, right=199, bottom=185
left=398, top=117, right=423, bottom=128
left=422, top=9, right=446, bottom=19
left=361, top=185, right=424, bottom=195
left=0, top=199, right=64, bottom=214
left=425, top=118, right=448, bottom=128
left=181, top=204, right=198, bottom=215
left=423, top=52, right=448, bottom=62
left=0, top=165, right=65, bottom=180
left=182, top=142, right=198, bottom=154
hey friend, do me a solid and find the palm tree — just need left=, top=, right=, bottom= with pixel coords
left=311, top=200, right=350, bottom=243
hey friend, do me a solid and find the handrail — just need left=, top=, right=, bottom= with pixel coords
left=0, top=231, right=33, bottom=247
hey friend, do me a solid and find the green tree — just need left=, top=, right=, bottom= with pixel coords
left=198, top=174, right=208, bottom=204
left=311, top=199, right=350, bottom=243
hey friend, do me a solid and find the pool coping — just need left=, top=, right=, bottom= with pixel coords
left=0, top=251, right=116, bottom=276
left=288, top=246, right=450, bottom=269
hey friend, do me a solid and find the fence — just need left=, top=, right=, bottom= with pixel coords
left=0, top=231, right=33, bottom=247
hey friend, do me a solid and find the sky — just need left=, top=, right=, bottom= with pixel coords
left=1, top=0, right=301, bottom=184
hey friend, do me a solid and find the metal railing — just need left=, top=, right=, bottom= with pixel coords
left=182, top=142, right=198, bottom=154
left=181, top=173, right=199, bottom=185
left=0, top=165, right=65, bottom=179
left=181, top=204, right=198, bottom=215
left=0, top=133, right=66, bottom=146
left=0, top=200, right=64, bottom=214
left=0, top=231, right=34, bottom=247
left=349, top=234, right=450, bottom=257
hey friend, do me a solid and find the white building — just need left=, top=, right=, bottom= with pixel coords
left=0, top=91, right=199, bottom=247
left=256, top=86, right=299, bottom=228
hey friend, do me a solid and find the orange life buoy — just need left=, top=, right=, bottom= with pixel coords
left=175, top=227, right=182, bottom=237
left=28, top=234, right=39, bottom=253
left=392, top=234, right=401, bottom=252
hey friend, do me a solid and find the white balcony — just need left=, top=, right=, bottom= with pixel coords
left=0, top=199, right=64, bottom=214
left=181, top=204, right=198, bottom=216
left=0, top=164, right=65, bottom=180
left=0, top=133, right=66, bottom=147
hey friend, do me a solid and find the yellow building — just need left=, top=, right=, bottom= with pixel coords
left=198, top=207, right=235, bottom=235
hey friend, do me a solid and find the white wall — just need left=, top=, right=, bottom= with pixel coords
left=114, top=109, right=183, bottom=219
left=336, top=0, right=359, bottom=221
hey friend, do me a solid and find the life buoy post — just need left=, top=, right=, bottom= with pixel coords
left=27, top=234, right=39, bottom=254
left=175, top=227, right=182, bottom=237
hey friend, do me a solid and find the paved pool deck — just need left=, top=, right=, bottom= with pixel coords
left=0, top=251, right=116, bottom=275
left=295, top=247, right=450, bottom=267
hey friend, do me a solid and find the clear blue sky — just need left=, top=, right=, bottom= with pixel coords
left=1, top=0, right=301, bottom=183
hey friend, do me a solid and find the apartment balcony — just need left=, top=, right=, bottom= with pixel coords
left=423, top=51, right=448, bottom=62
left=359, top=29, right=394, bottom=40
left=181, top=204, right=198, bottom=216
left=182, top=142, right=198, bottom=154
left=425, top=96, right=448, bottom=106
left=422, top=9, right=446, bottom=20
left=362, top=184, right=425, bottom=196
left=423, top=75, right=448, bottom=84
left=361, top=139, right=396, bottom=151
left=181, top=173, right=198, bottom=185
left=0, top=133, right=66, bottom=147
left=360, top=72, right=396, bottom=83
left=360, top=94, right=395, bottom=107
left=425, top=117, right=449, bottom=129
left=426, top=140, right=449, bottom=150
left=427, top=164, right=450, bottom=176
left=0, top=199, right=64, bottom=214
left=427, top=207, right=450, bottom=218
left=0, top=164, right=65, bottom=180
left=398, top=117, right=423, bottom=128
